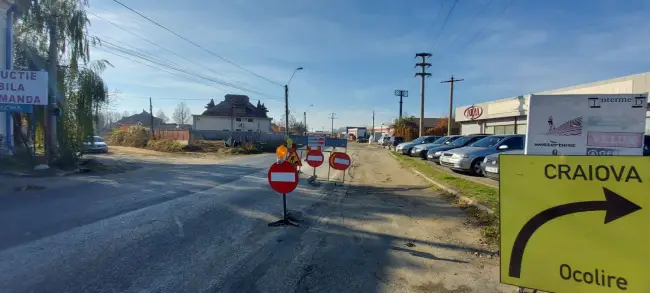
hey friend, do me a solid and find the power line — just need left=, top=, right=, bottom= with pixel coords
left=464, top=0, right=516, bottom=49
left=112, top=0, right=283, bottom=87
left=92, top=45, right=282, bottom=100
left=431, top=0, right=460, bottom=50
left=92, top=41, right=279, bottom=98
left=445, top=0, right=494, bottom=49
left=87, top=11, right=265, bottom=93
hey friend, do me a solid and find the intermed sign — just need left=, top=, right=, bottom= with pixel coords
left=0, top=70, right=48, bottom=105
left=525, top=94, right=648, bottom=156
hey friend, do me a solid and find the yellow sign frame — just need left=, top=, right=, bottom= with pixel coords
left=500, top=155, right=649, bottom=293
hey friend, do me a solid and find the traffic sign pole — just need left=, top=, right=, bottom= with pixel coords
left=267, top=161, right=301, bottom=227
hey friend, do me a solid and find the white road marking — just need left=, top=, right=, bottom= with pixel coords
left=173, top=215, right=185, bottom=237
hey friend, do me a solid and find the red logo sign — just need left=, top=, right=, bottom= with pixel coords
left=305, top=149, right=324, bottom=167
left=464, top=106, right=483, bottom=120
left=329, top=152, right=351, bottom=170
left=267, top=161, right=299, bottom=194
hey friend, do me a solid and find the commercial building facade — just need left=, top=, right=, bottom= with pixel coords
left=455, top=72, right=650, bottom=135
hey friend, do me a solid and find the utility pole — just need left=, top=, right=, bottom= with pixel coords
left=284, top=85, right=290, bottom=136
left=329, top=113, right=336, bottom=137
left=303, top=111, right=307, bottom=135
left=45, top=20, right=59, bottom=164
left=441, top=75, right=464, bottom=136
left=149, top=97, right=155, bottom=139
left=394, top=90, right=408, bottom=119
left=415, top=52, right=432, bottom=137
left=372, top=110, right=375, bottom=141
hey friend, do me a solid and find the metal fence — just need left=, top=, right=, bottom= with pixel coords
left=190, top=130, right=286, bottom=143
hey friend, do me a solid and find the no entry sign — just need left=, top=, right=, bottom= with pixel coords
left=267, top=161, right=299, bottom=193
left=305, top=149, right=324, bottom=167
left=329, top=152, right=351, bottom=170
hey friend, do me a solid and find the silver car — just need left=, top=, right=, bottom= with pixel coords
left=395, top=136, right=441, bottom=155
left=82, top=136, right=109, bottom=153
left=439, top=134, right=525, bottom=175
left=481, top=149, right=524, bottom=181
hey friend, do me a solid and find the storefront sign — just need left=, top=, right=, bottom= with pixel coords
left=464, top=105, right=483, bottom=120
left=525, top=94, right=648, bottom=156
left=0, top=70, right=48, bottom=105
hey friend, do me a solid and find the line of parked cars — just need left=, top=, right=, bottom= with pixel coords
left=389, top=134, right=650, bottom=182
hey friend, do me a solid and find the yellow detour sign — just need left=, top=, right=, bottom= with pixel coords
left=500, top=155, right=650, bottom=293
left=286, top=149, right=302, bottom=167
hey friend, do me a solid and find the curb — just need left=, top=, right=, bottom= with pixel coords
left=388, top=151, right=495, bottom=214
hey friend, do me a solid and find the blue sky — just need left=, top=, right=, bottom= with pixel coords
left=88, top=0, right=650, bottom=130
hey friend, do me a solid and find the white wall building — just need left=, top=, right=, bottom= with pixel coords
left=455, top=72, right=650, bottom=135
left=192, top=115, right=272, bottom=132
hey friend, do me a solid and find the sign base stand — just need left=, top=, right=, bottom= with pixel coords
left=267, top=193, right=299, bottom=227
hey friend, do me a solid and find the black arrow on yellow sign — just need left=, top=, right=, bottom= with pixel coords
left=509, top=187, right=642, bottom=278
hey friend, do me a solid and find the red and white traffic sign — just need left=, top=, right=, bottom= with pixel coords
left=308, top=136, right=326, bottom=147
left=305, top=149, right=324, bottom=167
left=329, top=152, right=351, bottom=170
left=267, top=161, right=299, bottom=193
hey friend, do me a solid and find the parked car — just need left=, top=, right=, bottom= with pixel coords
left=426, top=134, right=489, bottom=162
left=439, top=134, right=525, bottom=175
left=82, top=136, right=108, bottom=153
left=645, top=135, right=650, bottom=156
left=412, top=135, right=460, bottom=158
left=481, top=149, right=524, bottom=181
left=379, top=136, right=391, bottom=146
left=395, top=135, right=441, bottom=155
left=388, top=136, right=405, bottom=149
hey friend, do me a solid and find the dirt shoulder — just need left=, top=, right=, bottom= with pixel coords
left=337, top=144, right=512, bottom=292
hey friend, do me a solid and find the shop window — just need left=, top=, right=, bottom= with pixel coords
left=494, top=125, right=506, bottom=134
left=247, top=118, right=254, bottom=122
left=236, top=118, right=242, bottom=122
left=484, top=126, right=494, bottom=134
left=236, top=129, right=241, bottom=132
left=516, top=124, right=527, bottom=134
left=505, top=125, right=515, bottom=134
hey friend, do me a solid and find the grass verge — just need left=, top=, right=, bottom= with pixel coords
left=390, top=151, right=500, bottom=244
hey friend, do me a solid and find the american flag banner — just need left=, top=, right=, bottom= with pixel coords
left=547, top=116, right=582, bottom=136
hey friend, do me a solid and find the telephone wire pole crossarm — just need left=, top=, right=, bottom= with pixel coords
left=415, top=53, right=432, bottom=137
left=441, top=75, right=464, bottom=136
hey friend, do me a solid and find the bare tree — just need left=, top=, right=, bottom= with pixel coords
left=156, top=109, right=169, bottom=123
left=172, top=102, right=191, bottom=125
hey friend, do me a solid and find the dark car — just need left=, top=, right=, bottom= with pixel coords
left=415, top=135, right=462, bottom=159
left=645, top=135, right=650, bottom=156
left=426, top=134, right=489, bottom=162
left=389, top=136, right=405, bottom=149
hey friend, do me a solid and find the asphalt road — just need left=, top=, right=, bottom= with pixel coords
left=0, top=151, right=351, bottom=293
left=0, top=146, right=507, bottom=293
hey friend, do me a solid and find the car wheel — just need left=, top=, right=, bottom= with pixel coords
left=470, top=159, right=484, bottom=176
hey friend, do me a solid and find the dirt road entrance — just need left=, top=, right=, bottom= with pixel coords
left=339, top=143, right=511, bottom=292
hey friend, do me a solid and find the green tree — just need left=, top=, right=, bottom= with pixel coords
left=15, top=0, right=112, bottom=165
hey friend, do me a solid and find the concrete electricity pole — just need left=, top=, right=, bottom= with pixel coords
left=285, top=67, right=303, bottom=136
left=329, top=113, right=337, bottom=137
left=394, top=90, right=408, bottom=120
left=149, top=97, right=155, bottom=138
left=371, top=110, right=375, bottom=140
left=441, top=75, right=464, bottom=136
left=415, top=53, right=432, bottom=137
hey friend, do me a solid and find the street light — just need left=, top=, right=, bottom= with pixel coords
left=285, top=67, right=304, bottom=136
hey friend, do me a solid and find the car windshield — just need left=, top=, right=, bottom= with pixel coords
left=431, top=137, right=448, bottom=144
left=94, top=137, right=104, bottom=142
left=470, top=136, right=505, bottom=147
left=450, top=136, right=474, bottom=146
left=410, top=137, right=426, bottom=143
